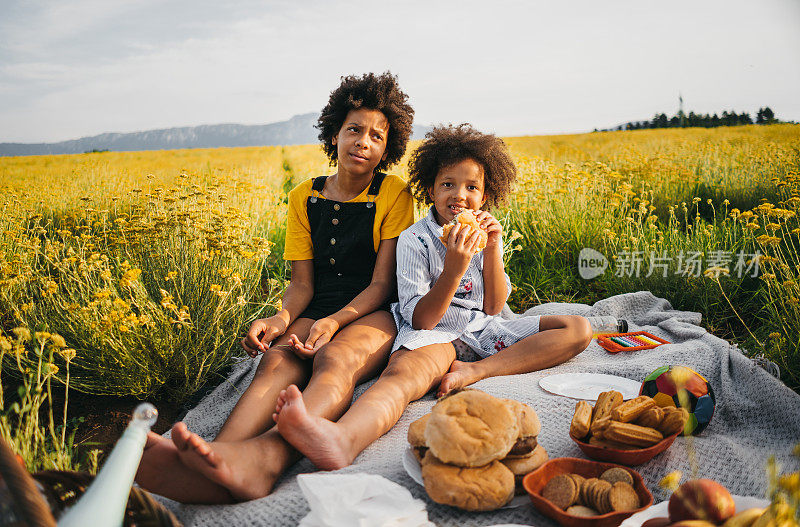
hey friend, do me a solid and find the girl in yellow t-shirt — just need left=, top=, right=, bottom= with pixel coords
left=135, top=72, right=415, bottom=503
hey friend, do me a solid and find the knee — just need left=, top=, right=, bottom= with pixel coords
left=311, top=343, right=359, bottom=379
left=254, top=347, right=302, bottom=379
left=571, top=316, right=594, bottom=351
left=382, top=347, right=453, bottom=385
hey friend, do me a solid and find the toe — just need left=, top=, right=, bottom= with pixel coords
left=286, top=384, right=302, bottom=399
left=171, top=423, right=190, bottom=450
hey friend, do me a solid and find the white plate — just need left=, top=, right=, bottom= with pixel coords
left=539, top=373, right=641, bottom=401
left=620, top=495, right=770, bottom=527
left=402, top=448, right=530, bottom=509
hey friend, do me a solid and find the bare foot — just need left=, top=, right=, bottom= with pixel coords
left=275, top=385, right=354, bottom=470
left=135, top=432, right=233, bottom=504
left=437, top=360, right=481, bottom=397
left=171, top=422, right=282, bottom=501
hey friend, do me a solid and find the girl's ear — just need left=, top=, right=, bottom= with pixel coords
left=381, top=150, right=388, bottom=161
left=427, top=186, right=434, bottom=202
left=332, top=135, right=338, bottom=146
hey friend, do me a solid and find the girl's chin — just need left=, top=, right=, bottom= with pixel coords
left=434, top=208, right=454, bottom=225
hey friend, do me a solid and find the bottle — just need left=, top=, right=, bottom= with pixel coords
left=586, top=316, right=628, bottom=334
left=58, top=403, right=158, bottom=527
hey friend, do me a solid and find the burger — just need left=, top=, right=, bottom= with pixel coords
left=439, top=210, right=488, bottom=251
left=407, top=413, right=430, bottom=462
left=421, top=452, right=515, bottom=512
left=425, top=389, right=519, bottom=467
left=500, top=399, right=548, bottom=493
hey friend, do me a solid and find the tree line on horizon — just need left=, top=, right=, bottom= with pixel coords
left=598, top=106, right=782, bottom=132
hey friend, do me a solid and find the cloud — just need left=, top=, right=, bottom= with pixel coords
left=1, top=0, right=799, bottom=142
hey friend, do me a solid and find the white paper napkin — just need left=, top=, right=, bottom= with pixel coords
left=297, top=473, right=434, bottom=527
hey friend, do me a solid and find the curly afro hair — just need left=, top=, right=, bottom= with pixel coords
left=317, top=72, right=414, bottom=173
left=407, top=124, right=517, bottom=209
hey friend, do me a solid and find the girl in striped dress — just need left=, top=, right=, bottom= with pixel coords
left=271, top=124, right=594, bottom=471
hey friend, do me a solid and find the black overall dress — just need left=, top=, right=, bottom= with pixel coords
left=299, top=173, right=393, bottom=320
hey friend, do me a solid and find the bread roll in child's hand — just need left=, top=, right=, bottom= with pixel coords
left=440, top=210, right=488, bottom=251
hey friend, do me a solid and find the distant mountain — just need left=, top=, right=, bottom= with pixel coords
left=0, top=113, right=432, bottom=157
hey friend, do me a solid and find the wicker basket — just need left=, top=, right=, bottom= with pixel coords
left=0, top=439, right=181, bottom=527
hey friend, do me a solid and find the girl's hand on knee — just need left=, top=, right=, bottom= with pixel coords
left=241, top=316, right=288, bottom=357
left=292, top=317, right=339, bottom=357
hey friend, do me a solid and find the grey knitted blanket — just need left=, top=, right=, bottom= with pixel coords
left=159, top=291, right=800, bottom=526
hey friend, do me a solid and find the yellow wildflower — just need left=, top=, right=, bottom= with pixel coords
left=13, top=327, right=31, bottom=342
left=49, top=334, right=66, bottom=348
left=120, top=268, right=141, bottom=288
left=210, top=284, right=221, bottom=292
left=704, top=266, right=730, bottom=279
left=660, top=471, right=682, bottom=491
left=59, top=348, right=76, bottom=362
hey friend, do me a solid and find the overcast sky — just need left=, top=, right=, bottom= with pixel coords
left=1, top=0, right=798, bottom=143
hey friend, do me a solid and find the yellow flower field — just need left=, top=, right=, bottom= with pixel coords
left=1, top=123, right=799, bottom=470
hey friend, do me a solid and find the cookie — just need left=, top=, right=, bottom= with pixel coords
left=568, top=473, right=586, bottom=494
left=659, top=406, right=690, bottom=436
left=590, top=479, right=612, bottom=513
left=566, top=505, right=599, bottom=517
left=593, top=391, right=623, bottom=423
left=608, top=481, right=640, bottom=511
left=542, top=474, right=578, bottom=510
left=610, top=395, right=656, bottom=423
left=636, top=406, right=665, bottom=429
left=604, top=421, right=664, bottom=447
left=580, top=477, right=598, bottom=506
left=601, top=467, right=634, bottom=486
left=588, top=435, right=638, bottom=450
left=571, top=400, right=592, bottom=439
left=590, top=416, right=612, bottom=439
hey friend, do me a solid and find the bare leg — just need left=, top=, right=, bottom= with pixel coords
left=276, top=343, right=455, bottom=470
left=136, top=318, right=313, bottom=502
left=438, top=315, right=593, bottom=396
left=171, top=311, right=396, bottom=501
left=215, top=318, right=315, bottom=441
left=135, top=432, right=233, bottom=503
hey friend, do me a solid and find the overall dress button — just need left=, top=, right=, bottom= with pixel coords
left=337, top=273, right=342, bottom=277
left=333, top=204, right=340, bottom=211
left=329, top=258, right=335, bottom=265
left=330, top=238, right=336, bottom=245
left=332, top=218, right=339, bottom=225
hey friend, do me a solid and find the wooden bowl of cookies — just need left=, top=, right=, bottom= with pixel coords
left=522, top=457, right=653, bottom=527
left=569, top=392, right=685, bottom=465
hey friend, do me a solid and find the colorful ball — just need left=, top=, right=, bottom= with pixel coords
left=640, top=365, right=716, bottom=435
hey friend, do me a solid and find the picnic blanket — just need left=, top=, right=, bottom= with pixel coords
left=158, top=291, right=800, bottom=526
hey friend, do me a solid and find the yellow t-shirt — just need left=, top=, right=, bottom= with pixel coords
left=283, top=174, right=414, bottom=261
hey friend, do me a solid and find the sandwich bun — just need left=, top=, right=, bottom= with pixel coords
left=425, top=390, right=518, bottom=467
left=501, top=444, right=549, bottom=493
left=421, top=452, right=515, bottom=511
left=407, top=413, right=430, bottom=462
left=440, top=210, right=488, bottom=251
left=502, top=398, right=541, bottom=458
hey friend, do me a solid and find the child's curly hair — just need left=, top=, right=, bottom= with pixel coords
left=407, top=124, right=517, bottom=209
left=317, top=72, right=414, bottom=173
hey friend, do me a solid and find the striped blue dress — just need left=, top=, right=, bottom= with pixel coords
left=391, top=207, right=541, bottom=358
